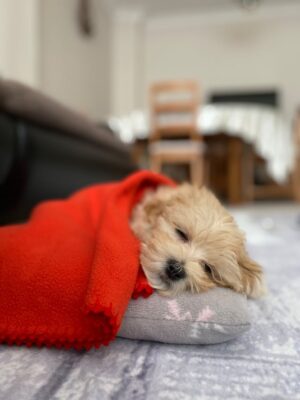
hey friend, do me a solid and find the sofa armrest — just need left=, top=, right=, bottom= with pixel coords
left=0, top=113, right=136, bottom=225
left=0, top=78, right=128, bottom=157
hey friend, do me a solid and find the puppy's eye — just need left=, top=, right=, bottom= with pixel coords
left=175, top=228, right=189, bottom=242
left=203, top=263, right=213, bottom=276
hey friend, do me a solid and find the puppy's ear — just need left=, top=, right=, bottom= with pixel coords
left=131, top=188, right=169, bottom=240
left=144, top=196, right=164, bottom=225
left=130, top=194, right=161, bottom=240
left=239, top=252, right=266, bottom=298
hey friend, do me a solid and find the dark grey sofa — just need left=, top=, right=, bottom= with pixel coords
left=0, top=79, right=136, bottom=225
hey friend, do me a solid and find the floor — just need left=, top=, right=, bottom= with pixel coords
left=1, top=201, right=300, bottom=400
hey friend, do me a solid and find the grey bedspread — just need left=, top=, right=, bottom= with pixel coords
left=1, top=204, right=300, bottom=400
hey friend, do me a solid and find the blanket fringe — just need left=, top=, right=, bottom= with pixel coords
left=0, top=304, right=119, bottom=350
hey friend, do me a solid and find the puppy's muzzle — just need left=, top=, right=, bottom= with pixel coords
left=165, top=259, right=186, bottom=281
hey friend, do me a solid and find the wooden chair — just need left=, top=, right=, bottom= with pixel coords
left=148, top=81, right=204, bottom=186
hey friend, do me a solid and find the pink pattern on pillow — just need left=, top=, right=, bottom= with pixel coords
left=166, top=300, right=215, bottom=322
left=197, top=306, right=215, bottom=322
left=166, top=300, right=192, bottom=321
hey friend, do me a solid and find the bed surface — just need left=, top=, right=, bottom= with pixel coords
left=1, top=204, right=300, bottom=400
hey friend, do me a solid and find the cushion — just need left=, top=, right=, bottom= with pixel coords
left=118, top=288, right=250, bottom=344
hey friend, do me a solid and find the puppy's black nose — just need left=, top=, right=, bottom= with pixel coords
left=165, top=259, right=186, bottom=281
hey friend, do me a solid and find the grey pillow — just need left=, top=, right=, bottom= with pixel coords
left=118, top=288, right=250, bottom=344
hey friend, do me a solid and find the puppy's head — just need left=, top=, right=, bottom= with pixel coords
left=131, top=184, right=265, bottom=298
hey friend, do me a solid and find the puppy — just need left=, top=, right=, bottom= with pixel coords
left=131, top=184, right=265, bottom=298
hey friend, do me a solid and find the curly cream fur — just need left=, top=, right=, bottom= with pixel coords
left=131, top=184, right=266, bottom=298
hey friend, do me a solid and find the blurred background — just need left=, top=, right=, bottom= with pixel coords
left=1, top=0, right=300, bottom=223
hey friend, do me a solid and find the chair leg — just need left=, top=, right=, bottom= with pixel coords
left=150, top=155, right=162, bottom=174
left=227, top=137, right=243, bottom=204
left=190, top=157, right=204, bottom=187
left=244, top=144, right=255, bottom=201
left=204, top=156, right=210, bottom=186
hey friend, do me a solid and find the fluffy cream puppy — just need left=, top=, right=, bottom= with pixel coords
left=131, top=184, right=265, bottom=298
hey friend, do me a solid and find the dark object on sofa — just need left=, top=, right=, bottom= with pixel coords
left=0, top=79, right=136, bottom=225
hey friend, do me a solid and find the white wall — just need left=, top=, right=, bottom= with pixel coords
left=143, top=5, right=300, bottom=120
left=109, top=10, right=144, bottom=116
left=40, top=0, right=111, bottom=120
left=3, top=1, right=298, bottom=122
left=0, top=0, right=40, bottom=86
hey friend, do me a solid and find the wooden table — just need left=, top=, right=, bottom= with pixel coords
left=132, top=133, right=295, bottom=204
left=132, top=134, right=249, bottom=204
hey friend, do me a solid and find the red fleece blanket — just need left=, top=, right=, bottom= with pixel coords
left=0, top=171, right=174, bottom=350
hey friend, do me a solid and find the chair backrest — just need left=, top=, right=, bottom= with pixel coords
left=149, top=80, right=200, bottom=142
